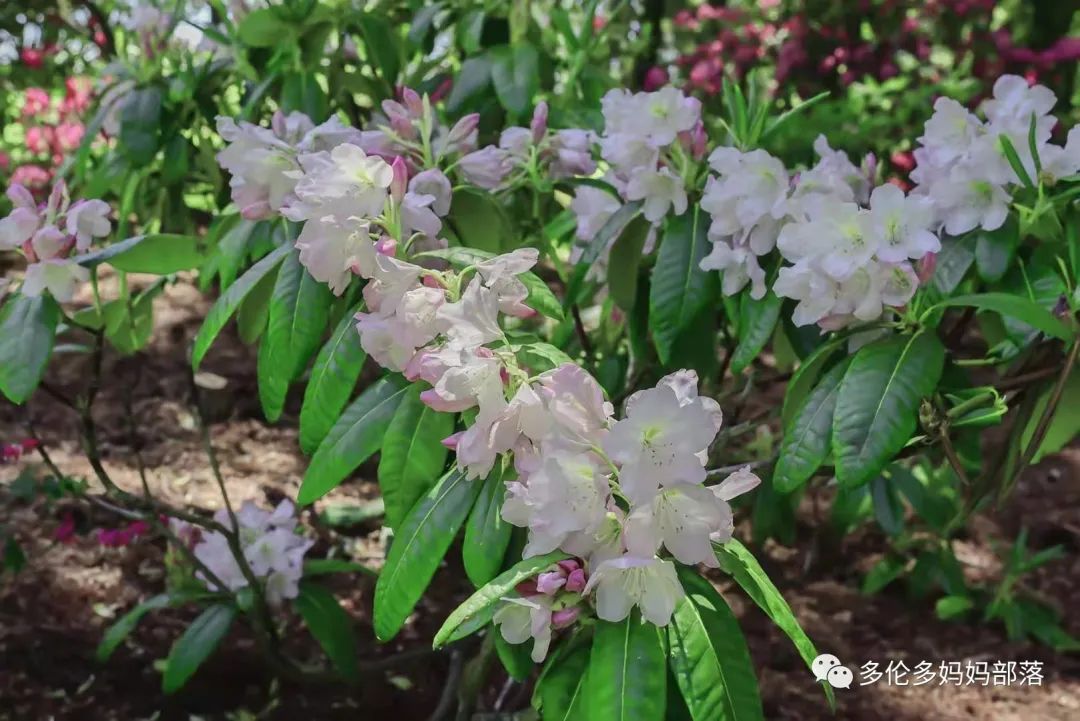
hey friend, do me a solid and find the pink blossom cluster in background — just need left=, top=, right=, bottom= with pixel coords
left=6, top=78, right=94, bottom=197
left=1, top=439, right=40, bottom=464
left=665, top=1, right=1079, bottom=99
left=98, top=520, right=151, bottom=547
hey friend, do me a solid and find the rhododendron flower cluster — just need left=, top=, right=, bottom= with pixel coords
left=457, top=102, right=596, bottom=190
left=568, top=87, right=705, bottom=276
left=1, top=439, right=39, bottom=464
left=183, top=500, right=312, bottom=605
left=910, top=75, right=1080, bottom=235
left=216, top=111, right=364, bottom=220
left=0, top=181, right=111, bottom=301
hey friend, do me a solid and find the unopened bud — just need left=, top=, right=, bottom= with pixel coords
left=515, top=579, right=539, bottom=596
left=564, top=568, right=587, bottom=593
left=401, top=87, right=423, bottom=117
left=530, top=102, right=548, bottom=144
left=440, top=431, right=462, bottom=450
left=552, top=607, right=581, bottom=629
left=537, top=570, right=567, bottom=595
left=375, top=235, right=398, bottom=256
left=916, top=252, right=937, bottom=285
left=446, top=113, right=480, bottom=150
left=390, top=156, right=408, bottom=202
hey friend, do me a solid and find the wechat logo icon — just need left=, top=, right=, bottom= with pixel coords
left=813, top=653, right=854, bottom=689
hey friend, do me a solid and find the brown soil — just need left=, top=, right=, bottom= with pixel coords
left=2, top=276, right=1079, bottom=720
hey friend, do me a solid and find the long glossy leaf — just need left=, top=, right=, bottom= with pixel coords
left=295, top=582, right=358, bottom=679
left=585, top=612, right=667, bottom=721
left=162, top=604, right=235, bottom=693
left=433, top=551, right=569, bottom=647
left=374, top=468, right=484, bottom=641
left=534, top=633, right=591, bottom=720
left=258, top=251, right=334, bottom=422
left=833, top=332, right=945, bottom=488
left=463, top=466, right=512, bottom=587
left=713, top=540, right=833, bottom=708
left=0, top=293, right=59, bottom=404
left=650, top=208, right=714, bottom=365
left=667, top=568, right=764, bottom=721
left=191, top=243, right=290, bottom=370
left=574, top=200, right=642, bottom=270
left=377, top=384, right=454, bottom=528
left=299, top=305, right=367, bottom=454
left=930, top=293, right=1073, bottom=342
left=780, top=336, right=844, bottom=430
left=774, top=358, right=850, bottom=493
left=77, top=234, right=204, bottom=274
left=98, top=593, right=179, bottom=662
left=298, top=375, right=411, bottom=505
left=730, top=290, right=782, bottom=374
left=490, top=43, right=540, bottom=116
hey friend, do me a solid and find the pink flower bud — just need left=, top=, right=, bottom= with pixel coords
left=390, top=156, right=408, bottom=202
left=440, top=431, right=462, bottom=450
left=917, top=253, right=937, bottom=285
left=530, top=102, right=548, bottom=144
left=556, top=559, right=580, bottom=574
left=643, top=66, right=669, bottom=91
left=446, top=113, right=480, bottom=150
left=376, top=235, right=398, bottom=256
left=551, top=607, right=580, bottom=629
left=271, top=110, right=287, bottom=138
left=401, top=87, right=423, bottom=117
left=422, top=275, right=443, bottom=288
left=537, top=570, right=567, bottom=595
left=515, top=579, right=539, bottom=596
left=564, top=568, right=587, bottom=593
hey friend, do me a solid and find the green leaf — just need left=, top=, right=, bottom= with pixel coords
left=870, top=475, right=904, bottom=536
left=98, top=593, right=171, bottom=662
left=781, top=337, right=844, bottom=430
left=119, top=86, right=162, bottom=165
left=433, top=551, right=569, bottom=647
left=192, top=243, right=290, bottom=370
left=356, top=13, right=402, bottom=86
left=0, top=293, right=60, bottom=404
left=930, top=236, right=976, bottom=295
left=774, top=358, right=850, bottom=493
left=103, top=282, right=164, bottom=355
left=667, top=567, right=765, bottom=721
left=490, top=43, right=540, bottom=117
left=974, top=219, right=1019, bottom=283
left=494, top=630, right=534, bottom=681
left=585, top=612, right=666, bottom=721
left=258, top=251, right=334, bottom=422
left=235, top=266, right=276, bottom=344
left=833, top=332, right=945, bottom=488
left=1020, top=369, right=1080, bottom=463
left=935, top=595, right=974, bottom=620
left=298, top=376, right=411, bottom=505
left=162, top=604, right=235, bottom=694
left=929, top=293, right=1073, bottom=343
left=299, top=305, right=367, bottom=454
left=281, top=71, right=327, bottom=122
left=377, top=385, right=454, bottom=528
left=515, top=341, right=574, bottom=373
left=303, top=558, right=378, bottom=578
left=730, top=290, right=782, bottom=374
left=534, top=633, right=590, bottom=720
left=447, top=189, right=512, bottom=254
left=607, top=216, right=651, bottom=312
left=295, top=582, right=358, bottom=679
left=862, top=556, right=905, bottom=595
left=446, top=55, right=493, bottom=115
left=463, top=466, right=512, bottom=587
left=997, top=134, right=1035, bottom=190
left=374, top=468, right=484, bottom=641
left=713, top=539, right=833, bottom=708
left=237, top=7, right=290, bottom=47
left=650, top=208, right=714, bottom=365
left=77, top=234, right=205, bottom=274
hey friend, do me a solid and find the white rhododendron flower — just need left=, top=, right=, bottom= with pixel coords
left=625, top=167, right=688, bottom=223
left=190, top=500, right=312, bottom=605
left=0, top=181, right=110, bottom=301
left=584, top=555, right=685, bottom=626
left=493, top=596, right=554, bottom=663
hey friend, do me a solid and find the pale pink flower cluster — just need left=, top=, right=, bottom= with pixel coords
left=0, top=181, right=110, bottom=302
left=568, top=87, right=704, bottom=276
left=356, top=88, right=480, bottom=163
left=181, top=499, right=313, bottom=605
left=215, top=110, right=363, bottom=220
left=911, top=75, right=1080, bottom=235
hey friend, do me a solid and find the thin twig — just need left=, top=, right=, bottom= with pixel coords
left=571, top=305, right=594, bottom=362
left=428, top=649, right=464, bottom=721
